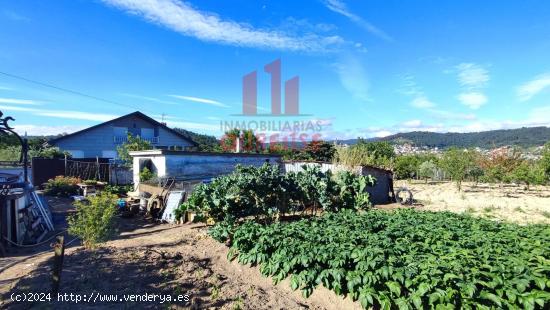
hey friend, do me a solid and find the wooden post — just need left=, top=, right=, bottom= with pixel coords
left=51, top=235, right=65, bottom=295
left=96, top=156, right=100, bottom=181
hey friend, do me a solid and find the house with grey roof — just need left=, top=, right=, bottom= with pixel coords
left=49, top=111, right=197, bottom=158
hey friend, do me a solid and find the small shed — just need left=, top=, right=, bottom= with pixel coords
left=129, top=150, right=282, bottom=188
left=283, top=161, right=395, bottom=205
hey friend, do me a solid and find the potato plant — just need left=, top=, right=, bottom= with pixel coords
left=228, top=210, right=550, bottom=309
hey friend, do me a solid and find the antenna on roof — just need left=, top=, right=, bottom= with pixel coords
left=161, top=113, right=167, bottom=126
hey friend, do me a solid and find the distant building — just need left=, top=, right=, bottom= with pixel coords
left=49, top=111, right=197, bottom=158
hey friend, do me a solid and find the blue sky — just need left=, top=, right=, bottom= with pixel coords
left=1, top=0, right=550, bottom=139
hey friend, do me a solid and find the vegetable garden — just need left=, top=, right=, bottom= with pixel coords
left=176, top=164, right=550, bottom=309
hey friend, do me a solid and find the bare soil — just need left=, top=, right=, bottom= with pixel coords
left=1, top=209, right=360, bottom=309
left=393, top=181, right=550, bottom=224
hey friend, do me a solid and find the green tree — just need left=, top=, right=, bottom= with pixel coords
left=303, top=140, right=336, bottom=162
left=541, top=142, right=550, bottom=180
left=116, top=133, right=152, bottom=167
left=441, top=147, right=474, bottom=191
left=393, top=155, right=420, bottom=179
left=418, top=160, right=437, bottom=183
left=221, top=129, right=262, bottom=153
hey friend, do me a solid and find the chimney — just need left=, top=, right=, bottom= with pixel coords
left=235, top=138, right=241, bottom=153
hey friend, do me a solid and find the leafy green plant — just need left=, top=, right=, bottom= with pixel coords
left=102, top=184, right=134, bottom=196
left=174, top=164, right=376, bottom=223
left=227, top=210, right=550, bottom=309
left=43, top=175, right=81, bottom=197
left=68, top=192, right=118, bottom=249
left=139, top=167, right=154, bottom=182
left=116, top=133, right=152, bottom=167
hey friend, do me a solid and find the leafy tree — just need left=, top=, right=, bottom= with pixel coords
left=393, top=155, right=420, bottom=180
left=221, top=129, right=262, bottom=153
left=302, top=140, right=336, bottom=162
left=357, top=141, right=396, bottom=160
left=116, top=133, right=152, bottom=167
left=512, top=161, right=546, bottom=189
left=541, top=142, right=550, bottom=180
left=418, top=160, right=437, bottom=183
left=440, top=147, right=474, bottom=191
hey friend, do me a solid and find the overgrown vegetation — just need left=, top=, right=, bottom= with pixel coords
left=116, top=133, right=152, bottom=167
left=174, top=164, right=376, bottom=223
left=334, top=141, right=395, bottom=170
left=226, top=209, right=550, bottom=309
left=43, top=176, right=81, bottom=197
left=68, top=192, right=118, bottom=249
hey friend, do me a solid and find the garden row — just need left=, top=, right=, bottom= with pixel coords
left=225, top=210, right=550, bottom=309
left=174, top=163, right=376, bottom=223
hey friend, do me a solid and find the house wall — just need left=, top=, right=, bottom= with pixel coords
left=131, top=152, right=281, bottom=188
left=52, top=115, right=194, bottom=158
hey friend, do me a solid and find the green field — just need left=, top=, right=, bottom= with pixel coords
left=223, top=210, right=550, bottom=309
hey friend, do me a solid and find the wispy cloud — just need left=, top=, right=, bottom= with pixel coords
left=120, top=93, right=178, bottom=105
left=14, top=125, right=86, bottom=136
left=166, top=120, right=219, bottom=131
left=102, top=0, right=344, bottom=52
left=2, top=10, right=30, bottom=22
left=455, top=63, right=489, bottom=88
left=401, top=119, right=422, bottom=128
left=0, top=97, right=42, bottom=105
left=455, top=63, right=489, bottom=109
left=37, top=111, right=118, bottom=122
left=411, top=96, right=435, bottom=109
left=457, top=92, right=487, bottom=110
left=0, top=105, right=117, bottom=122
left=333, top=55, right=369, bottom=102
left=169, top=95, right=229, bottom=108
left=517, top=73, right=550, bottom=102
left=322, top=0, right=393, bottom=42
left=399, top=75, right=437, bottom=110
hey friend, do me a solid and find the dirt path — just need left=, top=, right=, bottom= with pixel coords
left=1, top=217, right=360, bottom=309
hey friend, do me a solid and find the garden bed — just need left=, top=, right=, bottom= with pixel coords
left=221, top=209, right=550, bottom=309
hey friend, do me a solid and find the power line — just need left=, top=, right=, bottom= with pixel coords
left=0, top=70, right=137, bottom=110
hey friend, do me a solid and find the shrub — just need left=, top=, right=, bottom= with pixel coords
left=43, top=176, right=81, bottom=197
left=175, top=164, right=376, bottom=223
left=68, top=192, right=118, bottom=249
left=139, top=167, right=154, bottom=182
left=102, top=184, right=134, bottom=196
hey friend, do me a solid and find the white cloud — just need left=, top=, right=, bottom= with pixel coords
left=428, top=109, right=477, bottom=121
left=166, top=120, right=219, bottom=131
left=36, top=111, right=118, bottom=122
left=120, top=93, right=178, bottom=105
left=322, top=0, right=393, bottom=42
left=455, top=63, right=489, bottom=88
left=333, top=55, right=369, bottom=102
left=14, top=125, right=86, bottom=136
left=517, top=74, right=550, bottom=102
left=0, top=105, right=36, bottom=112
left=411, top=96, right=435, bottom=109
left=169, top=95, right=229, bottom=108
left=0, top=98, right=42, bottom=105
left=102, top=0, right=344, bottom=52
left=373, top=130, right=392, bottom=138
left=457, top=92, right=487, bottom=109
left=0, top=105, right=118, bottom=122
left=401, top=119, right=422, bottom=128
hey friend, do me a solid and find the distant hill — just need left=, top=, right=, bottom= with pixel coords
left=172, top=128, right=220, bottom=151
left=342, top=127, right=550, bottom=149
